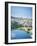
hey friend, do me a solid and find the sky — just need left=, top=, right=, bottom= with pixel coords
left=11, top=6, right=32, bottom=19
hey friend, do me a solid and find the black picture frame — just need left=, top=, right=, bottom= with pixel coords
left=5, top=2, right=36, bottom=44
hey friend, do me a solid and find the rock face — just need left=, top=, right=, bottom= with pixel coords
left=23, top=22, right=32, bottom=27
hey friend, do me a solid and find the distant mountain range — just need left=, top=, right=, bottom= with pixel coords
left=11, top=16, right=32, bottom=20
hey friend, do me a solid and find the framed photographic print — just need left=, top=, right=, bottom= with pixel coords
left=5, top=2, right=36, bottom=44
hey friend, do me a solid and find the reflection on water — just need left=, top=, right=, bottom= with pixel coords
left=11, top=29, right=32, bottom=39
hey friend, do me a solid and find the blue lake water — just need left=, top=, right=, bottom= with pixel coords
left=11, top=29, right=32, bottom=39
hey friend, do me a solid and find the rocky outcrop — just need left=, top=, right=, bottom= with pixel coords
left=22, top=22, right=32, bottom=27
